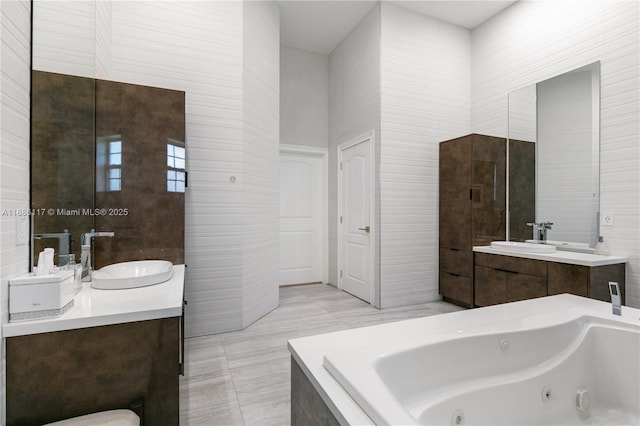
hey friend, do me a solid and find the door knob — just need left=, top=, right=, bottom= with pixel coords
left=358, top=226, right=371, bottom=233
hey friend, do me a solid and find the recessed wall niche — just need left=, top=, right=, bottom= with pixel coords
left=31, top=71, right=186, bottom=268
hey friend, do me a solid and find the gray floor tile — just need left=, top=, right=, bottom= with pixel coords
left=179, top=283, right=465, bottom=425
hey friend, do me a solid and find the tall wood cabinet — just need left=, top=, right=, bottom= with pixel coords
left=439, top=134, right=506, bottom=307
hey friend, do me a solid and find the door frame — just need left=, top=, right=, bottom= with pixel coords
left=337, top=130, right=376, bottom=305
left=279, top=144, right=329, bottom=284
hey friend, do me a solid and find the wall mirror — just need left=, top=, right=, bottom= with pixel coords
left=31, top=71, right=186, bottom=269
left=507, top=61, right=601, bottom=252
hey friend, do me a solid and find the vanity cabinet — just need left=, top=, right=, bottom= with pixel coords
left=474, top=252, right=626, bottom=307
left=547, top=262, right=626, bottom=302
left=439, top=134, right=506, bottom=307
left=4, top=266, right=186, bottom=426
left=475, top=252, right=546, bottom=306
left=547, top=263, right=588, bottom=297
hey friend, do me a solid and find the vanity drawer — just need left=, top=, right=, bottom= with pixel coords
left=439, top=271, right=472, bottom=307
left=506, top=273, right=547, bottom=302
left=474, top=253, right=547, bottom=277
left=548, top=263, right=588, bottom=297
left=439, top=248, right=473, bottom=277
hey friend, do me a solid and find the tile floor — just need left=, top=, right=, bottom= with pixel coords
left=179, top=283, right=465, bottom=425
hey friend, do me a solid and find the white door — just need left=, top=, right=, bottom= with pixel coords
left=279, top=152, right=323, bottom=285
left=340, top=138, right=372, bottom=302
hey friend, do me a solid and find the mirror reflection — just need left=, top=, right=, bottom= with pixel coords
left=508, top=62, right=600, bottom=251
left=31, top=70, right=186, bottom=269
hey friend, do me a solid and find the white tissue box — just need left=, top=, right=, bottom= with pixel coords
left=9, top=270, right=75, bottom=321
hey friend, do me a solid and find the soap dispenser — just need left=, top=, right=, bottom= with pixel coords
left=594, top=236, right=609, bottom=256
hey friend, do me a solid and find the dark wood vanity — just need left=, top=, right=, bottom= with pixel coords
left=5, top=317, right=180, bottom=425
left=474, top=252, right=626, bottom=307
left=439, top=133, right=626, bottom=308
left=438, top=133, right=510, bottom=307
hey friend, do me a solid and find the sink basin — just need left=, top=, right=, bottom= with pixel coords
left=91, top=260, right=173, bottom=290
left=526, top=239, right=594, bottom=254
left=490, top=241, right=557, bottom=253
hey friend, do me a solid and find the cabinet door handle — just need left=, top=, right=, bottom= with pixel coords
left=495, top=268, right=516, bottom=274
left=448, top=272, right=461, bottom=277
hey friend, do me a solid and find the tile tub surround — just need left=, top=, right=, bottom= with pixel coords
left=288, top=294, right=640, bottom=425
left=178, top=284, right=463, bottom=425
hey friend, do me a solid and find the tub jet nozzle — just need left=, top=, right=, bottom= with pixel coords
left=576, top=388, right=591, bottom=413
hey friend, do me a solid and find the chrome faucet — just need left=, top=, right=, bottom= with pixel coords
left=33, top=229, right=72, bottom=267
left=527, top=221, right=554, bottom=242
left=81, top=229, right=115, bottom=282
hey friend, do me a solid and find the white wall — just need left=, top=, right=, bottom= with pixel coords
left=472, top=1, right=640, bottom=307
left=280, top=46, right=328, bottom=147
left=32, top=0, right=95, bottom=77
left=328, top=3, right=381, bottom=295
left=0, top=1, right=31, bottom=421
left=108, top=1, right=247, bottom=336
left=379, top=3, right=471, bottom=308
left=94, top=1, right=112, bottom=79
left=241, top=1, right=280, bottom=328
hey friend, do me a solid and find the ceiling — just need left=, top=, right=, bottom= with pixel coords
left=277, top=1, right=517, bottom=55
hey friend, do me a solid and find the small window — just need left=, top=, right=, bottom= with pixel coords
left=167, top=140, right=186, bottom=193
left=108, top=140, right=122, bottom=191
left=96, top=136, right=122, bottom=192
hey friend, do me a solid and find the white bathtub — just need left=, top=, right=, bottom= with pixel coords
left=323, top=308, right=640, bottom=425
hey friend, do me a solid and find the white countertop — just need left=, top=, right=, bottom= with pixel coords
left=3, top=265, right=184, bottom=337
left=473, top=245, right=628, bottom=267
left=287, top=295, right=640, bottom=425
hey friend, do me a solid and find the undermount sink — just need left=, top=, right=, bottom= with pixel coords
left=91, top=260, right=173, bottom=290
left=490, top=241, right=557, bottom=253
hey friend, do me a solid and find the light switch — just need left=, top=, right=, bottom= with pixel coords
left=15, top=216, right=28, bottom=245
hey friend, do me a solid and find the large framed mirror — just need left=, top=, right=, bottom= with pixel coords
left=31, top=71, right=186, bottom=270
left=507, top=61, right=600, bottom=252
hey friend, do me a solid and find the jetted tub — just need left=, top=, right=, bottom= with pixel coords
left=323, top=308, right=640, bottom=425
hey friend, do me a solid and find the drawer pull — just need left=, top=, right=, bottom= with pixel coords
left=495, top=268, right=517, bottom=274
left=448, top=272, right=461, bottom=277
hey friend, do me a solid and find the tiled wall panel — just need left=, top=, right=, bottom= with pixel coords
left=0, top=1, right=31, bottom=421
left=280, top=46, right=328, bottom=147
left=379, top=3, right=471, bottom=308
left=472, top=1, right=640, bottom=307
left=328, top=4, right=381, bottom=299
left=94, top=1, right=112, bottom=79
left=32, top=0, right=95, bottom=77
left=241, top=1, right=280, bottom=327
left=109, top=1, right=246, bottom=335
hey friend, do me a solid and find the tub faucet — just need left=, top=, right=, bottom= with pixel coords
left=527, top=221, right=554, bottom=242
left=33, top=229, right=72, bottom=267
left=609, top=282, right=622, bottom=316
left=81, top=229, right=115, bottom=282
